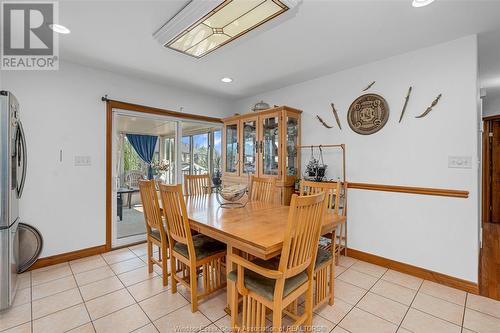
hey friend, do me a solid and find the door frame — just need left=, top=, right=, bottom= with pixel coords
left=480, top=114, right=500, bottom=297
left=481, top=115, right=500, bottom=225
left=104, top=98, right=222, bottom=250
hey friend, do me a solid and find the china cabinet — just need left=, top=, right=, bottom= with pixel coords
left=222, top=106, right=301, bottom=205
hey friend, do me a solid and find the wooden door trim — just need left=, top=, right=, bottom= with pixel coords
left=347, top=248, right=479, bottom=294
left=482, top=120, right=491, bottom=224
left=104, top=98, right=223, bottom=123
left=105, top=99, right=222, bottom=251
left=347, top=182, right=469, bottom=198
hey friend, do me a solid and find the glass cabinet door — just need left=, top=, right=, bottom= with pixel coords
left=285, top=115, right=299, bottom=178
left=224, top=122, right=239, bottom=174
left=241, top=118, right=257, bottom=175
left=260, top=113, right=280, bottom=177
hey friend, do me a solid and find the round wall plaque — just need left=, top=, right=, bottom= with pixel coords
left=347, top=93, right=389, bottom=135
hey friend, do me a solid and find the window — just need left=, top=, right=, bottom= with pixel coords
left=163, top=137, right=176, bottom=184
left=213, top=129, right=222, bottom=173
left=181, top=136, right=191, bottom=175
left=193, top=133, right=209, bottom=175
left=180, top=127, right=222, bottom=177
left=123, top=136, right=159, bottom=175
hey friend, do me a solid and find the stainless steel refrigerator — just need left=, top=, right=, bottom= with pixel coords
left=0, top=91, right=26, bottom=311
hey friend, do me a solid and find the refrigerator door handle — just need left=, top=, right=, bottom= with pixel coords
left=17, top=121, right=27, bottom=198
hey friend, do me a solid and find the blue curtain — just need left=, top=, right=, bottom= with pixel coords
left=126, top=134, right=158, bottom=179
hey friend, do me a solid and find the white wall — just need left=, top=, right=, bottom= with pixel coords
left=234, top=36, right=480, bottom=282
left=2, top=61, right=232, bottom=257
left=483, top=94, right=500, bottom=117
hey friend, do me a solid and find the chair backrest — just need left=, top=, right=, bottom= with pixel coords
left=300, top=180, right=341, bottom=215
left=158, top=184, right=194, bottom=253
left=278, top=192, right=326, bottom=278
left=138, top=180, right=165, bottom=237
left=184, top=174, right=211, bottom=196
left=249, top=176, right=276, bottom=204
left=127, top=170, right=145, bottom=188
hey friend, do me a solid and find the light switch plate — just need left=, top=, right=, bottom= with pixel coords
left=448, top=156, right=472, bottom=169
left=74, top=155, right=91, bottom=166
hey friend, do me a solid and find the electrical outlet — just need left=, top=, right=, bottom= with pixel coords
left=74, top=155, right=91, bottom=166
left=448, top=156, right=472, bottom=169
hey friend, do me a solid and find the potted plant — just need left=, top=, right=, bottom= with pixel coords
left=212, top=155, right=222, bottom=187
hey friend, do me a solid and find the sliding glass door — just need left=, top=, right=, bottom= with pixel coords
left=111, top=110, right=221, bottom=247
left=112, top=111, right=178, bottom=247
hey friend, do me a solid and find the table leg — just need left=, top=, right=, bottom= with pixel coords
left=117, top=194, right=123, bottom=221
left=225, top=244, right=235, bottom=315
left=127, top=192, right=132, bottom=209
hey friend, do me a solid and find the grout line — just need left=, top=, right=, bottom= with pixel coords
left=417, top=289, right=466, bottom=307
left=131, top=322, right=159, bottom=333
left=63, top=322, right=93, bottom=333
left=323, top=264, right=384, bottom=332
left=408, top=308, right=463, bottom=330
left=17, top=251, right=498, bottom=333
left=395, top=276, right=423, bottom=332
left=68, top=261, right=98, bottom=333
left=369, top=285, right=417, bottom=308
left=379, top=275, right=423, bottom=292
left=461, top=293, right=468, bottom=333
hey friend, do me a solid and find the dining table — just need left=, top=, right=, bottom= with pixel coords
left=183, top=193, right=347, bottom=313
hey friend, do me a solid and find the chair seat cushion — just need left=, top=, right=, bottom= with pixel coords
left=227, top=257, right=308, bottom=301
left=315, top=247, right=333, bottom=269
left=173, top=234, right=226, bottom=261
left=318, top=236, right=331, bottom=249
left=150, top=229, right=161, bottom=241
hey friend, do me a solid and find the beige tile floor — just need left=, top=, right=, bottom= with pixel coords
left=1, top=244, right=500, bottom=333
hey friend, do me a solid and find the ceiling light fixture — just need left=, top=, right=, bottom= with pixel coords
left=49, top=23, right=71, bottom=34
left=154, top=0, right=300, bottom=58
left=412, top=0, right=435, bottom=8
left=221, top=77, right=233, bottom=83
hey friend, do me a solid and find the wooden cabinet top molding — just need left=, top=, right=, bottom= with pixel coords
left=222, top=105, right=303, bottom=122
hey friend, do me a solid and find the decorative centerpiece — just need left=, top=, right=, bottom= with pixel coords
left=215, top=159, right=249, bottom=208
left=216, top=184, right=248, bottom=208
left=252, top=100, right=270, bottom=112
left=152, top=160, right=170, bottom=184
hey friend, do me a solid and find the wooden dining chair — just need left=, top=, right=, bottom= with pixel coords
left=228, top=192, right=326, bottom=332
left=300, top=180, right=342, bottom=309
left=249, top=176, right=277, bottom=204
left=184, top=174, right=211, bottom=196
left=301, top=180, right=347, bottom=260
left=159, top=183, right=226, bottom=312
left=138, top=180, right=169, bottom=286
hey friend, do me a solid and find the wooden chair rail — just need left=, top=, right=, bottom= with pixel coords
left=348, top=182, right=469, bottom=198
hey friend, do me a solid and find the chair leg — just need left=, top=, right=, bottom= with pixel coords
left=190, top=266, right=198, bottom=312
left=304, top=281, right=314, bottom=332
left=230, top=280, right=238, bottom=332
left=147, top=239, right=153, bottom=274
left=161, top=246, right=168, bottom=287
left=271, top=303, right=282, bottom=333
left=170, top=254, right=177, bottom=293
left=329, top=263, right=334, bottom=305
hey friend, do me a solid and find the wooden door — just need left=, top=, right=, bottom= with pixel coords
left=258, top=112, right=281, bottom=179
left=283, top=111, right=300, bottom=183
left=240, top=116, right=259, bottom=177
left=223, top=120, right=240, bottom=177
left=490, top=120, right=500, bottom=223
